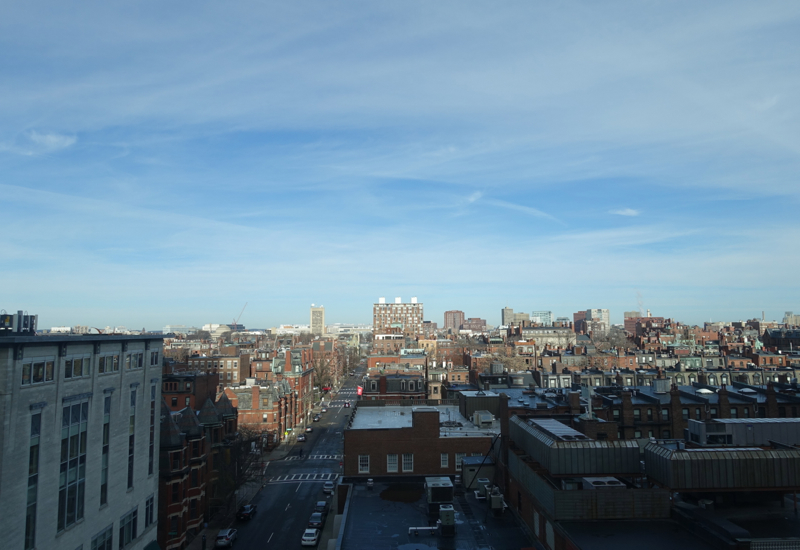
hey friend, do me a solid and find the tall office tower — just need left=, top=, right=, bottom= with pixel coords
left=373, top=296, right=424, bottom=334
left=444, top=310, right=465, bottom=332
left=0, top=317, right=163, bottom=550
left=311, top=304, right=325, bottom=335
left=530, top=311, right=553, bottom=326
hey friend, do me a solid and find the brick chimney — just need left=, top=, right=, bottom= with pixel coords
left=568, top=391, right=581, bottom=415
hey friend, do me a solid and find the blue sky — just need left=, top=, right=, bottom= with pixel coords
left=2, top=1, right=799, bottom=330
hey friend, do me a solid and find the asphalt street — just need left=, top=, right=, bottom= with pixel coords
left=225, top=368, right=362, bottom=549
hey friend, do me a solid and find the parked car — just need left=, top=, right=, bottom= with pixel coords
left=305, top=426, right=313, bottom=433
left=236, top=504, right=257, bottom=520
left=323, top=480, right=335, bottom=494
left=215, top=529, right=237, bottom=547
left=313, top=415, right=320, bottom=422
left=308, top=512, right=324, bottom=528
left=314, top=500, right=329, bottom=514
left=297, top=434, right=306, bottom=442
left=301, top=528, right=320, bottom=547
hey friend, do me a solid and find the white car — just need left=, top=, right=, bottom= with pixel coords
left=301, top=528, right=320, bottom=546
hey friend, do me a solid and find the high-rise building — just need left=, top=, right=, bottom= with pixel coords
left=530, top=311, right=553, bottom=326
left=311, top=304, right=325, bottom=335
left=373, top=297, right=423, bottom=335
left=444, top=310, right=465, bottom=332
left=0, top=321, right=163, bottom=550
left=585, top=308, right=610, bottom=335
left=501, top=307, right=530, bottom=326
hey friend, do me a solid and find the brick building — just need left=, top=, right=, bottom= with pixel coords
left=361, top=369, right=427, bottom=400
left=444, top=310, right=465, bottom=332
left=158, top=402, right=209, bottom=550
left=343, top=404, right=494, bottom=478
left=162, top=372, right=219, bottom=412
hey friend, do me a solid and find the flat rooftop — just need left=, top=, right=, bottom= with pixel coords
left=340, top=481, right=531, bottom=550
left=349, top=405, right=498, bottom=437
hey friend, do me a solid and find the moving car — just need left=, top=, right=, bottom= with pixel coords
left=215, top=529, right=237, bottom=547
left=236, top=504, right=257, bottom=520
left=323, top=480, right=335, bottom=494
left=297, top=434, right=306, bottom=442
left=301, top=528, right=320, bottom=547
left=305, top=426, right=313, bottom=433
left=321, top=407, right=327, bottom=413
left=313, top=415, right=320, bottom=422
left=308, top=512, right=324, bottom=528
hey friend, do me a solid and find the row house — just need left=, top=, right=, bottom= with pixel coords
left=158, top=402, right=208, bottom=550
left=158, top=393, right=236, bottom=549
left=186, top=353, right=251, bottom=390
left=360, top=369, right=427, bottom=400
left=589, top=380, right=800, bottom=441
left=162, top=372, right=219, bottom=412
left=223, top=380, right=296, bottom=446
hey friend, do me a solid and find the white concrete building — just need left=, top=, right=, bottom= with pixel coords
left=0, top=332, right=163, bottom=550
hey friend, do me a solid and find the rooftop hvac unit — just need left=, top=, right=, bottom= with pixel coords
left=477, top=478, right=492, bottom=498
left=582, top=477, right=626, bottom=490
left=439, top=504, right=455, bottom=526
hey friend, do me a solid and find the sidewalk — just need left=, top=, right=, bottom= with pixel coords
left=185, top=440, right=296, bottom=550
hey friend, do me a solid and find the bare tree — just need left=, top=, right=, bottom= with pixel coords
left=591, top=327, right=634, bottom=351
left=213, top=426, right=269, bottom=518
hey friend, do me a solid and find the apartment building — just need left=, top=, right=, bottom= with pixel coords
left=310, top=305, right=325, bottom=336
left=373, top=297, right=424, bottom=335
left=0, top=328, right=163, bottom=550
left=444, top=310, right=465, bottom=332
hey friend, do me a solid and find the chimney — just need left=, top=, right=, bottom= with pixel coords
left=568, top=391, right=581, bottom=415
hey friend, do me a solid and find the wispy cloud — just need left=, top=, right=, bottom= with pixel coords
left=609, top=208, right=640, bottom=217
left=0, top=130, right=77, bottom=155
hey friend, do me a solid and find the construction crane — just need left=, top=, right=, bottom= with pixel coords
left=233, top=302, right=247, bottom=331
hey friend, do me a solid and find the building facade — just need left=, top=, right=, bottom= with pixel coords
left=0, top=332, right=163, bottom=550
left=310, top=305, right=325, bottom=336
left=444, top=310, right=465, bottom=332
left=373, top=297, right=424, bottom=335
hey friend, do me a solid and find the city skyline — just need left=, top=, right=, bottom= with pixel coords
left=3, top=2, right=799, bottom=331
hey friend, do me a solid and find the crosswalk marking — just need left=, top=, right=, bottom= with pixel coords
left=284, top=454, right=341, bottom=461
left=268, top=473, right=338, bottom=483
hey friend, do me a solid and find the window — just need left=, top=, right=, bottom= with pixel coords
left=633, top=409, right=641, bottom=421
left=440, top=453, right=449, bottom=468
left=386, top=454, right=398, bottom=473
left=91, top=525, right=113, bottom=550
left=682, top=408, right=689, bottom=420
left=710, top=407, right=718, bottom=419
left=358, top=455, right=370, bottom=474
left=634, top=430, right=642, bottom=438
left=433, top=386, right=438, bottom=394
left=647, top=409, right=654, bottom=421
left=402, top=453, right=413, bottom=472
left=171, top=397, right=177, bottom=407
left=743, top=407, right=751, bottom=418
left=128, top=390, right=136, bottom=489
left=99, top=355, right=120, bottom=374
left=25, top=413, right=41, bottom=550
left=21, top=359, right=56, bottom=386
left=612, top=409, right=620, bottom=420
left=662, top=429, right=671, bottom=438
left=730, top=407, right=738, bottom=418
left=119, top=508, right=138, bottom=548
left=64, top=357, right=90, bottom=379
left=145, top=495, right=154, bottom=528
left=150, top=351, right=159, bottom=366
left=101, top=396, right=111, bottom=505
left=661, top=408, right=669, bottom=420
left=149, top=386, right=156, bottom=476
left=455, top=452, right=466, bottom=471
left=58, top=401, right=88, bottom=531
left=695, top=408, right=701, bottom=420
